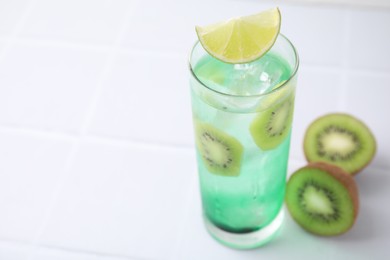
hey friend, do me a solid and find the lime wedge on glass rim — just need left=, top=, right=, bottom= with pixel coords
left=196, top=8, right=281, bottom=64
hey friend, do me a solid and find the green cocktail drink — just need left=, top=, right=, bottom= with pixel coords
left=189, top=32, right=299, bottom=249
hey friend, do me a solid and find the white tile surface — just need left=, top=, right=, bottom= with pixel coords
left=0, top=131, right=73, bottom=241
left=296, top=0, right=390, bottom=7
left=0, top=0, right=30, bottom=37
left=121, top=0, right=193, bottom=53
left=0, top=242, right=33, bottom=260
left=18, top=0, right=132, bottom=45
left=0, top=41, right=5, bottom=53
left=281, top=5, right=346, bottom=66
left=0, top=44, right=107, bottom=133
left=343, top=72, right=390, bottom=170
left=39, top=141, right=196, bottom=260
left=88, top=53, right=193, bottom=146
left=290, top=67, right=342, bottom=161
left=348, top=9, right=390, bottom=71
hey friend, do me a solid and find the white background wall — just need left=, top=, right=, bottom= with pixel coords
left=0, top=0, right=389, bottom=259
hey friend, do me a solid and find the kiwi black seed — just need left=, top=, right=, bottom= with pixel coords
left=285, top=162, right=359, bottom=236
left=304, top=113, right=376, bottom=175
left=195, top=121, right=243, bottom=177
left=250, top=92, right=294, bottom=150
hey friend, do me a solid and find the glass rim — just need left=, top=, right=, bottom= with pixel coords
left=188, top=34, right=299, bottom=98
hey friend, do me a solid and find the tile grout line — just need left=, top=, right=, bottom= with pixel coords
left=26, top=2, right=137, bottom=258
left=0, top=125, right=77, bottom=142
left=3, top=25, right=390, bottom=77
left=299, top=63, right=390, bottom=78
left=3, top=33, right=390, bottom=77
left=84, top=134, right=193, bottom=151
left=0, top=1, right=39, bottom=258
left=0, top=124, right=193, bottom=151
left=0, top=238, right=147, bottom=260
left=0, top=0, right=36, bottom=62
left=288, top=157, right=307, bottom=166
left=79, top=2, right=137, bottom=136
left=0, top=240, right=34, bottom=259
left=27, top=141, right=82, bottom=260
left=8, top=37, right=113, bottom=53
left=118, top=47, right=185, bottom=59
left=3, top=29, right=390, bottom=77
left=345, top=68, right=390, bottom=78
left=0, top=34, right=186, bottom=59
left=169, top=172, right=198, bottom=260
left=33, top=244, right=152, bottom=260
left=277, top=0, right=390, bottom=9
left=11, top=37, right=186, bottom=58
left=338, top=9, right=351, bottom=111
left=1, top=125, right=388, bottom=173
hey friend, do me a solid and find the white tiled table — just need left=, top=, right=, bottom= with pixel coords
left=0, top=0, right=389, bottom=259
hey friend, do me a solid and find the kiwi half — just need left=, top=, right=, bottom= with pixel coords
left=304, top=113, right=376, bottom=175
left=285, top=162, right=359, bottom=236
left=250, top=93, right=294, bottom=150
left=195, top=122, right=243, bottom=177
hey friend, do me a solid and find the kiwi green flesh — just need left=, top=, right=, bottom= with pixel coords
left=285, top=166, right=357, bottom=236
left=195, top=122, right=243, bottom=177
left=304, top=113, right=376, bottom=175
left=250, top=94, right=294, bottom=150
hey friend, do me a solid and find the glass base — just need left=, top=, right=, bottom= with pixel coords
left=203, top=209, right=284, bottom=249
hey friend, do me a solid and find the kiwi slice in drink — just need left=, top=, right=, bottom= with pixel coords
left=250, top=91, right=295, bottom=150
left=304, top=113, right=376, bottom=175
left=285, top=162, right=359, bottom=236
left=195, top=122, right=243, bottom=177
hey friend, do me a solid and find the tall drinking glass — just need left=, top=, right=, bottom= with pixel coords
left=189, top=34, right=299, bottom=249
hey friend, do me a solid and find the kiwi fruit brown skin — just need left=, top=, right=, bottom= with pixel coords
left=308, top=162, right=359, bottom=220
left=285, top=162, right=359, bottom=236
left=303, top=113, right=376, bottom=176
